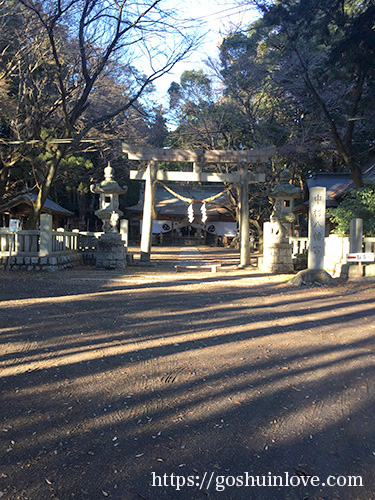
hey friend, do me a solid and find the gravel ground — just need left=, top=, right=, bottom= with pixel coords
left=1, top=246, right=375, bottom=500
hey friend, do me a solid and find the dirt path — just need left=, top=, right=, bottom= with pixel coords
left=1, top=248, right=375, bottom=499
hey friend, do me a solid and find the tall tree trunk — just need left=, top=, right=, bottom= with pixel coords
left=25, top=145, right=68, bottom=229
left=295, top=48, right=364, bottom=189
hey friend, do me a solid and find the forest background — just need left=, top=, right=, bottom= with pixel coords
left=0, top=0, right=374, bottom=234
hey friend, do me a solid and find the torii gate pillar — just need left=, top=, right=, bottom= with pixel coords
left=239, top=164, right=250, bottom=267
left=140, top=161, right=156, bottom=262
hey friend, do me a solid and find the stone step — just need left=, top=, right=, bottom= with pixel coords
left=174, top=264, right=222, bottom=273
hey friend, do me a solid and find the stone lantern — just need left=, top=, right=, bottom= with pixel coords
left=90, top=163, right=127, bottom=233
left=90, top=163, right=128, bottom=269
left=262, top=168, right=301, bottom=273
left=269, top=169, right=301, bottom=230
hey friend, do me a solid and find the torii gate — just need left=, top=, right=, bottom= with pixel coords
left=122, top=144, right=275, bottom=267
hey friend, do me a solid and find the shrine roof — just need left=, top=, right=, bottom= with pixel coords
left=0, top=193, right=73, bottom=216
left=306, top=172, right=352, bottom=206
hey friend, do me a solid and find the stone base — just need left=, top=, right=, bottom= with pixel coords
left=140, top=251, right=150, bottom=262
left=96, top=233, right=126, bottom=270
left=289, top=269, right=336, bottom=286
left=324, top=259, right=346, bottom=278
left=364, top=263, right=375, bottom=277
left=0, top=253, right=82, bottom=271
left=262, top=242, right=294, bottom=273
left=340, top=262, right=375, bottom=280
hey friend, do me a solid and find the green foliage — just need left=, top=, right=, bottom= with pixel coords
left=328, top=186, right=375, bottom=236
left=216, top=0, right=375, bottom=188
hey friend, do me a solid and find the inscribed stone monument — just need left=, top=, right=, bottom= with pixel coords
left=308, top=186, right=326, bottom=270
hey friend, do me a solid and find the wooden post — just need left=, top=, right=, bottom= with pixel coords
left=239, top=164, right=250, bottom=267
left=140, top=161, right=157, bottom=262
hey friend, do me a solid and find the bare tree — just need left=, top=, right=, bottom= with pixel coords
left=1, top=0, right=201, bottom=227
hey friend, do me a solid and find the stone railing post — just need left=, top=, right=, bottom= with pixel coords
left=39, top=213, right=53, bottom=257
left=120, top=219, right=128, bottom=247
left=349, top=218, right=363, bottom=253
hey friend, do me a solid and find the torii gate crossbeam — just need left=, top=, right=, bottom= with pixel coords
left=123, top=144, right=275, bottom=266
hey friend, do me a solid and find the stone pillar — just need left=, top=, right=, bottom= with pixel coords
left=239, top=164, right=250, bottom=267
left=39, top=213, right=53, bottom=257
left=120, top=219, right=129, bottom=247
left=349, top=218, right=363, bottom=253
left=140, top=160, right=157, bottom=262
left=308, top=186, right=326, bottom=270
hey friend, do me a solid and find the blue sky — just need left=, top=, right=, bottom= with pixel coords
left=151, top=0, right=259, bottom=103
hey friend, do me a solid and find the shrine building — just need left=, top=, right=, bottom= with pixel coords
left=127, top=183, right=237, bottom=246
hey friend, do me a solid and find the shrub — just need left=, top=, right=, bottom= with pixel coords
left=328, top=186, right=375, bottom=236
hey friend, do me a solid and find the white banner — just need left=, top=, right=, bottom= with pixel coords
left=140, top=220, right=172, bottom=234
left=206, top=222, right=237, bottom=237
left=140, top=220, right=237, bottom=236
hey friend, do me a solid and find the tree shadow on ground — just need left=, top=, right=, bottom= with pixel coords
left=0, top=271, right=374, bottom=500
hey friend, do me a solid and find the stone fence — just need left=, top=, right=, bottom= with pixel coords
left=290, top=234, right=375, bottom=277
left=0, top=214, right=105, bottom=271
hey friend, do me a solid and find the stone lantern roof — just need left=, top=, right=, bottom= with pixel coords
left=91, top=163, right=127, bottom=195
left=268, top=168, right=302, bottom=199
